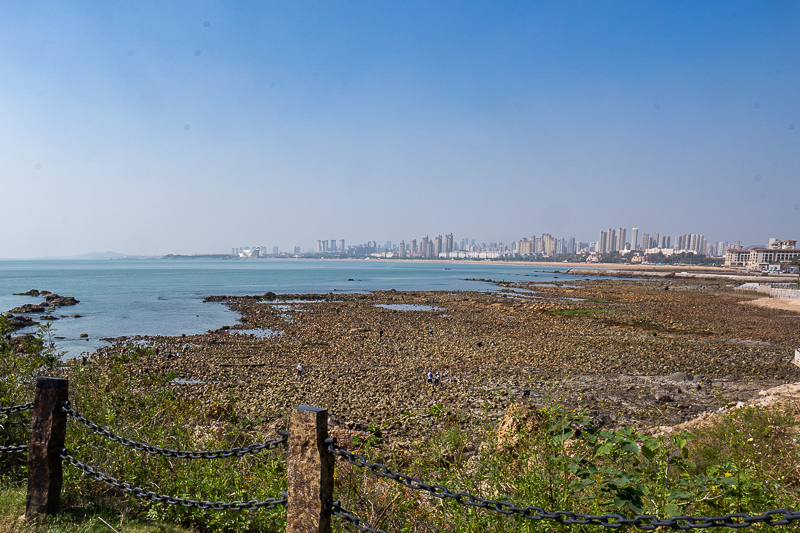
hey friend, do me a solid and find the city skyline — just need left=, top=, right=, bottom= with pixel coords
left=232, top=223, right=754, bottom=260
left=1, top=2, right=798, bottom=259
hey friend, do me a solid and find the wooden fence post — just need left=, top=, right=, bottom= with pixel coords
left=25, top=377, right=69, bottom=520
left=286, top=405, right=334, bottom=533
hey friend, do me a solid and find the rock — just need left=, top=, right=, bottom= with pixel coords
left=652, top=389, right=673, bottom=402
left=9, top=303, right=45, bottom=314
left=12, top=289, right=40, bottom=296
left=5, top=315, right=37, bottom=331
left=44, top=294, right=80, bottom=307
left=667, top=372, right=693, bottom=382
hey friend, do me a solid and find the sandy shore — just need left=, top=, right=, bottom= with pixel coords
left=744, top=297, right=800, bottom=312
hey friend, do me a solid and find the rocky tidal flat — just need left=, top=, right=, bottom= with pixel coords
left=83, top=279, right=800, bottom=439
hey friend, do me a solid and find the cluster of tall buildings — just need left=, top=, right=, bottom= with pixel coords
left=301, top=227, right=735, bottom=260
left=317, top=239, right=346, bottom=253
left=596, top=228, right=729, bottom=257
left=396, top=234, right=455, bottom=258
left=231, top=245, right=300, bottom=257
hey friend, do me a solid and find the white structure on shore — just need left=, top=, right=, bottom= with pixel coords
left=725, top=239, right=800, bottom=269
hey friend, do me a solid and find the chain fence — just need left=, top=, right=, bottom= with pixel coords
left=328, top=501, right=388, bottom=533
left=60, top=448, right=287, bottom=511
left=62, top=400, right=288, bottom=458
left=1, top=403, right=32, bottom=455
left=0, top=445, right=28, bottom=454
left=6, top=398, right=800, bottom=529
left=0, top=402, right=34, bottom=415
left=325, top=438, right=800, bottom=530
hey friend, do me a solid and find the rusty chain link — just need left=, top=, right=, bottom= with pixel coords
left=0, top=402, right=34, bottom=415
left=62, top=401, right=288, bottom=458
left=325, top=437, right=800, bottom=529
left=0, top=445, right=28, bottom=454
left=328, top=501, right=389, bottom=533
left=60, top=448, right=287, bottom=511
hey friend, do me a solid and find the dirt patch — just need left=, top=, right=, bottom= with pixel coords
left=743, top=297, right=800, bottom=313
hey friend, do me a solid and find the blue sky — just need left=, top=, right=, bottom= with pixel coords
left=1, top=1, right=798, bottom=257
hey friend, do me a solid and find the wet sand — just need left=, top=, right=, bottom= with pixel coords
left=84, top=278, right=800, bottom=439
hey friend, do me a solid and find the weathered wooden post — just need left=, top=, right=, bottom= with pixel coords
left=25, top=377, right=69, bottom=520
left=286, top=405, right=334, bottom=533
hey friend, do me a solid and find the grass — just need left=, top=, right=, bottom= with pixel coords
left=0, top=487, right=190, bottom=533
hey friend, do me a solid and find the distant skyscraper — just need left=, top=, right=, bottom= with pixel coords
left=607, top=229, right=616, bottom=252
left=617, top=228, right=626, bottom=251
left=272, top=246, right=279, bottom=254
left=340, top=239, right=345, bottom=252
left=599, top=231, right=607, bottom=253
left=631, top=228, right=639, bottom=250
left=445, top=233, right=454, bottom=254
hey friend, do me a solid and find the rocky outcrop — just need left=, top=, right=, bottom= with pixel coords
left=2, top=314, right=38, bottom=331
left=43, top=294, right=80, bottom=307
left=12, top=289, right=40, bottom=296
left=9, top=303, right=46, bottom=314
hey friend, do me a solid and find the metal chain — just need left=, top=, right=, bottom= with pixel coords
left=0, top=402, right=34, bottom=415
left=325, top=438, right=800, bottom=530
left=62, top=401, right=288, bottom=458
left=60, top=448, right=287, bottom=511
left=328, top=501, right=389, bottom=533
left=0, top=445, right=28, bottom=454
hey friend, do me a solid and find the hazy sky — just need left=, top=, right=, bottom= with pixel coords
left=2, top=1, right=798, bottom=257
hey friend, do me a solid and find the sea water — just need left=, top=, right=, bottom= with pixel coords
left=0, top=259, right=583, bottom=358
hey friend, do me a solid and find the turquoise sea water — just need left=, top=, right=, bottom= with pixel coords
left=0, top=259, right=583, bottom=358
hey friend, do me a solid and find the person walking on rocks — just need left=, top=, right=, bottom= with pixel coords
left=296, top=363, right=303, bottom=376
left=427, top=371, right=433, bottom=384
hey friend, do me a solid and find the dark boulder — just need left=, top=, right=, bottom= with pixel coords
left=9, top=303, right=45, bottom=314
left=4, top=314, right=38, bottom=331
left=44, top=294, right=80, bottom=307
left=12, top=289, right=40, bottom=296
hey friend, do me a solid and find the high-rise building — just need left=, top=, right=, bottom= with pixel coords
left=272, top=246, right=279, bottom=254
left=445, top=233, right=454, bottom=254
left=340, top=240, right=345, bottom=253
left=410, top=239, right=417, bottom=256
left=398, top=240, right=406, bottom=258
left=617, top=228, right=626, bottom=251
left=631, top=228, right=639, bottom=250
left=607, top=229, right=617, bottom=252
left=599, top=231, right=607, bottom=253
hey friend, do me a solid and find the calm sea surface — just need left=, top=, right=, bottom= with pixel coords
left=0, top=259, right=587, bottom=358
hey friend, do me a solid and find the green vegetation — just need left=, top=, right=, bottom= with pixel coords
left=3, top=319, right=800, bottom=532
